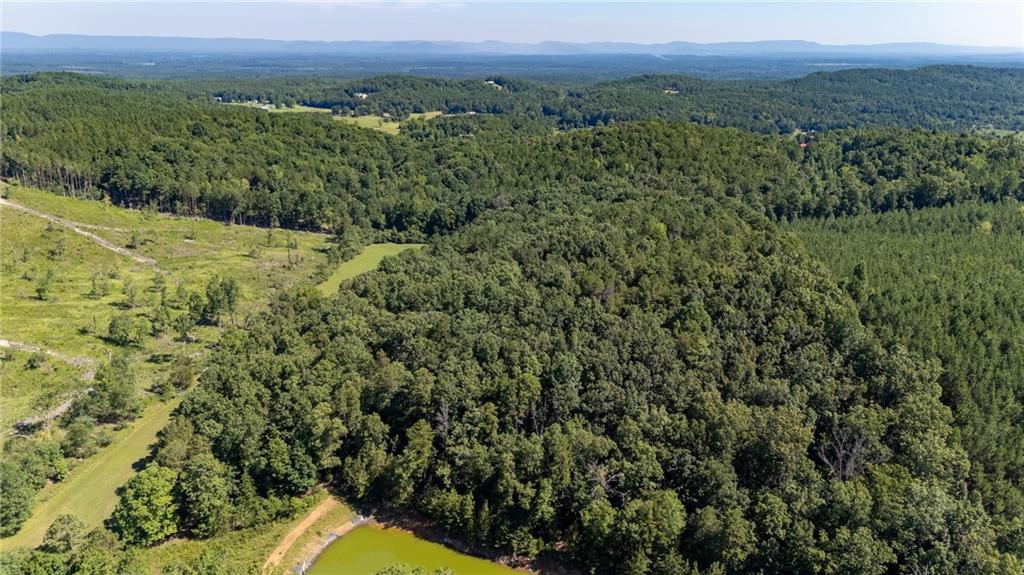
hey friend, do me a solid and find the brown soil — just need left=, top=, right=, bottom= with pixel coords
left=263, top=496, right=343, bottom=573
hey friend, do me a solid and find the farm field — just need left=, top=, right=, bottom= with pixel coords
left=317, top=242, right=425, bottom=295
left=226, top=101, right=443, bottom=134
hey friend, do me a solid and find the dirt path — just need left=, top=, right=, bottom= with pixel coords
left=0, top=338, right=95, bottom=376
left=263, top=497, right=346, bottom=573
left=0, top=197, right=158, bottom=267
left=1, top=339, right=97, bottom=430
left=291, top=517, right=368, bottom=575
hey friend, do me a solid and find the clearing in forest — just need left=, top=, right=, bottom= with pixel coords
left=227, top=102, right=332, bottom=114
left=0, top=183, right=330, bottom=548
left=334, top=111, right=443, bottom=135
left=0, top=398, right=180, bottom=550
left=0, top=184, right=329, bottom=422
left=317, top=243, right=425, bottom=296
left=226, top=101, right=443, bottom=135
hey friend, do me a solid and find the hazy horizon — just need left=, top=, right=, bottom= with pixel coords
left=3, top=2, right=1022, bottom=48
left=2, top=29, right=1020, bottom=51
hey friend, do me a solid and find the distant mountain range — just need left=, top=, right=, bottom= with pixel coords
left=3, top=31, right=1021, bottom=57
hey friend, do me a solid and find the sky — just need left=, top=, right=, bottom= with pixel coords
left=2, top=1, right=1022, bottom=48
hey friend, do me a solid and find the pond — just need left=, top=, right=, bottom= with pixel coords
left=306, top=523, right=523, bottom=575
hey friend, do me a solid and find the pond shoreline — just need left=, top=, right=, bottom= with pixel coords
left=294, top=514, right=369, bottom=574
left=297, top=502, right=578, bottom=575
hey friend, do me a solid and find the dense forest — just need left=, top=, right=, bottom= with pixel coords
left=788, top=202, right=1024, bottom=556
left=180, top=66, right=1024, bottom=132
left=106, top=191, right=1024, bottom=573
left=2, top=66, right=1024, bottom=574
left=557, top=67, right=1024, bottom=132
left=3, top=73, right=1023, bottom=230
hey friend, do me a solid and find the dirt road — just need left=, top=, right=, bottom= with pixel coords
left=263, top=497, right=349, bottom=573
left=0, top=197, right=158, bottom=267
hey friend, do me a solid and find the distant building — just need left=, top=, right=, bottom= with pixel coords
left=354, top=92, right=369, bottom=100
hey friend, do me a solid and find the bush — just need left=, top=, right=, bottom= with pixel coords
left=41, top=514, right=85, bottom=553
left=61, top=416, right=100, bottom=459
left=72, top=355, right=139, bottom=424
left=35, top=269, right=54, bottom=301
left=107, top=313, right=148, bottom=347
left=26, top=351, right=47, bottom=369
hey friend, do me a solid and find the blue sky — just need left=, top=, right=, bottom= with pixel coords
left=3, top=2, right=1022, bottom=47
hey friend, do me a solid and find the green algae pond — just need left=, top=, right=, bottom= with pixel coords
left=305, top=523, right=524, bottom=575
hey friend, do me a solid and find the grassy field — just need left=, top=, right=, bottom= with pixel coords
left=226, top=101, right=331, bottom=114
left=334, top=111, right=443, bottom=135
left=0, top=183, right=334, bottom=550
left=142, top=523, right=289, bottom=574
left=333, top=114, right=403, bottom=134
left=0, top=397, right=180, bottom=550
left=1, top=184, right=330, bottom=422
left=408, top=111, right=444, bottom=121
left=969, top=126, right=1024, bottom=139
left=317, top=243, right=425, bottom=296
left=225, top=101, right=443, bottom=135
left=0, top=185, right=427, bottom=564
left=0, top=348, right=84, bottom=430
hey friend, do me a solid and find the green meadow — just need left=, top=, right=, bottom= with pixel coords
left=317, top=242, right=425, bottom=296
left=0, top=349, right=83, bottom=430
left=333, top=114, right=403, bottom=134
left=226, top=100, right=443, bottom=135
left=0, top=184, right=330, bottom=419
left=1, top=398, right=180, bottom=550
left=334, top=111, right=443, bottom=134
left=0, top=186, right=437, bottom=568
left=0, top=183, right=331, bottom=550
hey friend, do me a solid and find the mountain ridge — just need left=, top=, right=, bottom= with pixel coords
left=3, top=31, right=1021, bottom=56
